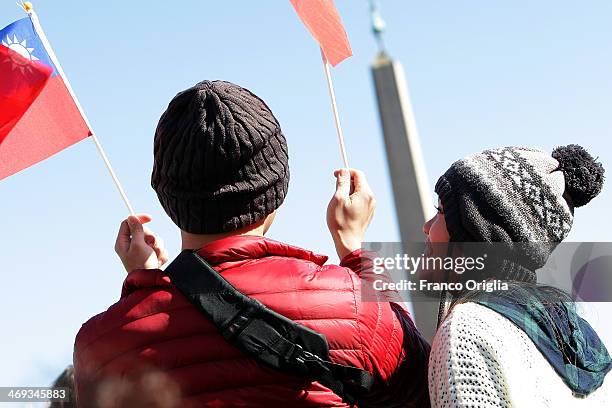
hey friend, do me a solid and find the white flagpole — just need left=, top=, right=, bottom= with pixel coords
left=320, top=48, right=350, bottom=169
left=22, top=2, right=135, bottom=215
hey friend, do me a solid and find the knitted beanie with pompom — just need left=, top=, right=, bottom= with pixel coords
left=435, top=144, right=605, bottom=282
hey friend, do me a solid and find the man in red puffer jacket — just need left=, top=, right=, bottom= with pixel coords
left=73, top=80, right=430, bottom=407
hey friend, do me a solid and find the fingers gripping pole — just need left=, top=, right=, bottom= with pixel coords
left=321, top=49, right=350, bottom=169
left=25, top=4, right=135, bottom=215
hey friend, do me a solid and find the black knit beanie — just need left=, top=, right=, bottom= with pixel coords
left=435, top=145, right=605, bottom=282
left=151, top=80, right=289, bottom=233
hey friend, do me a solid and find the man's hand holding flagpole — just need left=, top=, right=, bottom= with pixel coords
left=1, top=3, right=165, bottom=271
left=17, top=2, right=170, bottom=272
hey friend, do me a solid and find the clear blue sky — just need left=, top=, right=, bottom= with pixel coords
left=1, top=0, right=611, bottom=390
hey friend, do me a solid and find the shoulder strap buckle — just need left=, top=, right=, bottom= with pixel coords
left=287, top=343, right=331, bottom=376
left=221, top=305, right=257, bottom=340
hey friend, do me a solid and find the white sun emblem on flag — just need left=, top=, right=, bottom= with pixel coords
left=2, top=34, right=40, bottom=74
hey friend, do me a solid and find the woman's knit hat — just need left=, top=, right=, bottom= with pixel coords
left=435, top=145, right=605, bottom=280
left=151, top=80, right=289, bottom=234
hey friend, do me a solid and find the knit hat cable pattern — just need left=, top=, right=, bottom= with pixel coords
left=152, top=80, right=289, bottom=234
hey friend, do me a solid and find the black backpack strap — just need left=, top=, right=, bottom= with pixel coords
left=164, top=250, right=374, bottom=405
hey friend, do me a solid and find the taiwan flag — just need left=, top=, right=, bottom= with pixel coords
left=0, top=17, right=91, bottom=181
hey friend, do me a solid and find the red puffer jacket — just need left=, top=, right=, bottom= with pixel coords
left=74, top=236, right=429, bottom=407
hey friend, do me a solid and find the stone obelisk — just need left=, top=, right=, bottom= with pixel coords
left=369, top=0, right=438, bottom=341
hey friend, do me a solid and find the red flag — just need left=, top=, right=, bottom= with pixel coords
left=0, top=44, right=52, bottom=144
left=0, top=18, right=90, bottom=181
left=289, top=0, right=352, bottom=67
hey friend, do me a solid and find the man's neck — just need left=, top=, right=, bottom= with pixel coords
left=180, top=222, right=266, bottom=250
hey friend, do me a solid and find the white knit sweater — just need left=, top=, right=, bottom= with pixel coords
left=429, top=302, right=611, bottom=407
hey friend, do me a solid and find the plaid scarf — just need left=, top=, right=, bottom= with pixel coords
left=476, top=288, right=612, bottom=396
